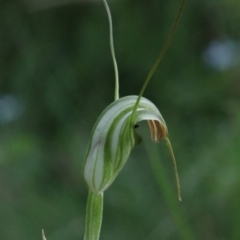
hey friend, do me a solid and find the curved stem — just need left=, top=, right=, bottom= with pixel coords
left=84, top=191, right=104, bottom=240
left=103, top=0, right=119, bottom=101
left=130, top=0, right=186, bottom=124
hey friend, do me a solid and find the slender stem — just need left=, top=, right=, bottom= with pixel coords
left=84, top=191, right=104, bottom=240
left=130, top=0, right=186, bottom=124
left=103, top=0, right=119, bottom=101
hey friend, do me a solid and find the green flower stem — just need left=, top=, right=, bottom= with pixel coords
left=103, top=0, right=119, bottom=101
left=130, top=0, right=186, bottom=125
left=84, top=191, right=104, bottom=240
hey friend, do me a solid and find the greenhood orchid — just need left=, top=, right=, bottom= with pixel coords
left=41, top=1, right=186, bottom=239
left=82, top=0, right=186, bottom=240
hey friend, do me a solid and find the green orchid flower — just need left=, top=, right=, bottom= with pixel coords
left=83, top=95, right=168, bottom=194
left=41, top=1, right=186, bottom=240
left=82, top=0, right=186, bottom=240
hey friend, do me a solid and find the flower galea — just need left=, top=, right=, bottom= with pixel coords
left=83, top=96, right=169, bottom=194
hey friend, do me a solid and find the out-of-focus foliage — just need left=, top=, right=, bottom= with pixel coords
left=0, top=0, right=240, bottom=239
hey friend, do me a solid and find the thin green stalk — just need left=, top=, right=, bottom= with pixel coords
left=103, top=0, right=119, bottom=101
left=84, top=192, right=104, bottom=240
left=130, top=0, right=186, bottom=125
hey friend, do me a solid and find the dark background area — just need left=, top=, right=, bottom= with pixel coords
left=0, top=0, right=240, bottom=239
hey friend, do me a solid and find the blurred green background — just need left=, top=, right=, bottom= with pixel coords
left=1, top=0, right=240, bottom=239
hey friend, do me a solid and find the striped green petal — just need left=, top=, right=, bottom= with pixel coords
left=83, top=96, right=168, bottom=193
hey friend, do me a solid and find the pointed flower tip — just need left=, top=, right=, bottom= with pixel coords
left=178, top=185, right=182, bottom=202
left=165, top=137, right=182, bottom=202
left=178, top=188, right=182, bottom=201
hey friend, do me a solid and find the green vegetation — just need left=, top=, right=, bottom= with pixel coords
left=0, top=0, right=240, bottom=239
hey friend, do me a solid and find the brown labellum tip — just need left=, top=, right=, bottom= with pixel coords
left=147, top=120, right=167, bottom=143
